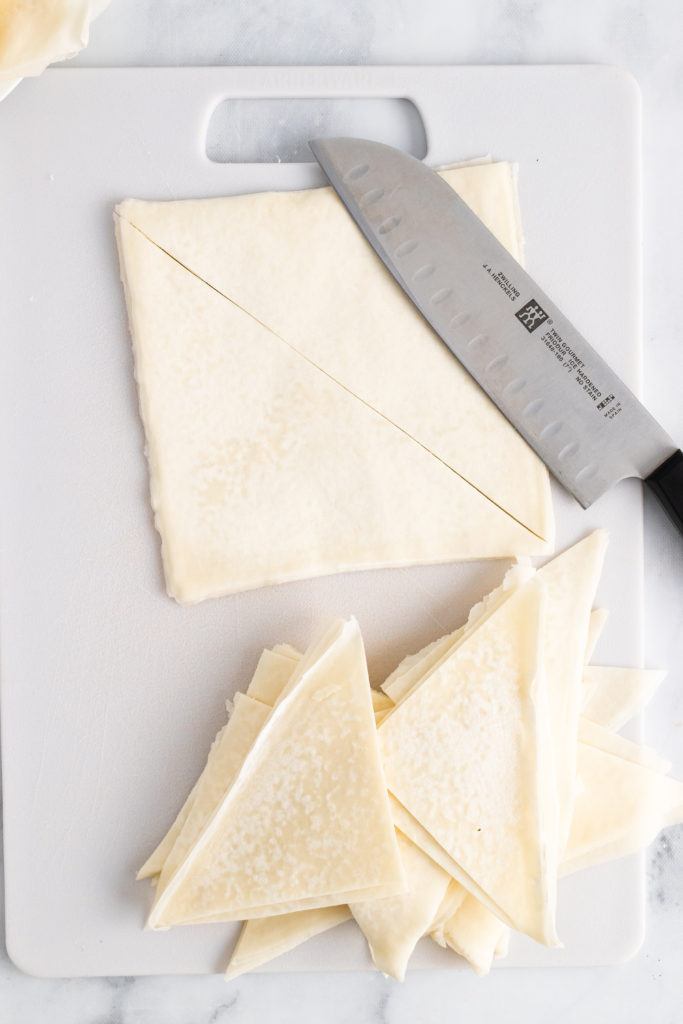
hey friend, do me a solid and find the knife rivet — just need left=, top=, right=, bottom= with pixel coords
left=540, top=420, right=563, bottom=439
left=378, top=215, right=401, bottom=235
left=395, top=239, right=419, bottom=257
left=414, top=263, right=435, bottom=281
left=360, top=187, right=385, bottom=206
left=345, top=163, right=370, bottom=182
left=431, top=287, right=453, bottom=305
left=558, top=441, right=580, bottom=461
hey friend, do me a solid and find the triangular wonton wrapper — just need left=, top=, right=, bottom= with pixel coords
left=441, top=894, right=509, bottom=977
left=371, top=689, right=394, bottom=713
left=584, top=608, right=609, bottom=663
left=426, top=690, right=676, bottom=976
left=137, top=774, right=201, bottom=882
left=148, top=618, right=404, bottom=928
left=578, top=717, right=671, bottom=775
left=116, top=213, right=549, bottom=604
left=580, top=666, right=666, bottom=733
left=378, top=579, right=559, bottom=946
left=382, top=532, right=606, bottom=864
left=562, top=743, right=683, bottom=876
left=381, top=561, right=535, bottom=705
left=149, top=693, right=271, bottom=904
left=147, top=643, right=397, bottom=936
left=387, top=793, right=479, bottom=884
left=381, top=627, right=464, bottom=706
left=138, top=693, right=269, bottom=883
left=349, top=830, right=451, bottom=981
left=138, top=648, right=297, bottom=881
left=225, top=906, right=351, bottom=980
left=115, top=162, right=553, bottom=603
left=428, top=880, right=468, bottom=947
left=533, top=530, right=607, bottom=849
left=245, top=648, right=301, bottom=706
left=494, top=929, right=511, bottom=960
left=227, top=678, right=446, bottom=979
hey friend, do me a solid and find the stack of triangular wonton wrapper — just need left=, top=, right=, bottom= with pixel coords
left=138, top=531, right=683, bottom=980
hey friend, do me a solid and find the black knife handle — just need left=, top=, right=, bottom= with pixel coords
left=646, top=450, right=683, bottom=535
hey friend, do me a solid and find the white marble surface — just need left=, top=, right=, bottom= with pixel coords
left=2, top=0, right=683, bottom=1020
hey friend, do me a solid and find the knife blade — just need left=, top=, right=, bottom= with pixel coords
left=310, top=137, right=683, bottom=535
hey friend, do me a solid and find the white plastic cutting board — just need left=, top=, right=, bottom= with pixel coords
left=0, top=65, right=644, bottom=977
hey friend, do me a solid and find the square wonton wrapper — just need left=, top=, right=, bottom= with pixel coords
left=115, top=162, right=553, bottom=603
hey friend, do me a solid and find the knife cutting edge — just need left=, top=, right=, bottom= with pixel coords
left=310, top=137, right=683, bottom=536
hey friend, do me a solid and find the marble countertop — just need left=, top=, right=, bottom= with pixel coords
left=2, top=1, right=683, bottom=1021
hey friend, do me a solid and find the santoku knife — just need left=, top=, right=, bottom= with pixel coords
left=310, top=137, right=683, bottom=535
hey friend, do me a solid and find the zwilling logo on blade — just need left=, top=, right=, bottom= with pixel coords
left=515, top=299, right=549, bottom=333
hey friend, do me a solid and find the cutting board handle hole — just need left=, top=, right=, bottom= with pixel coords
left=205, top=97, right=427, bottom=163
